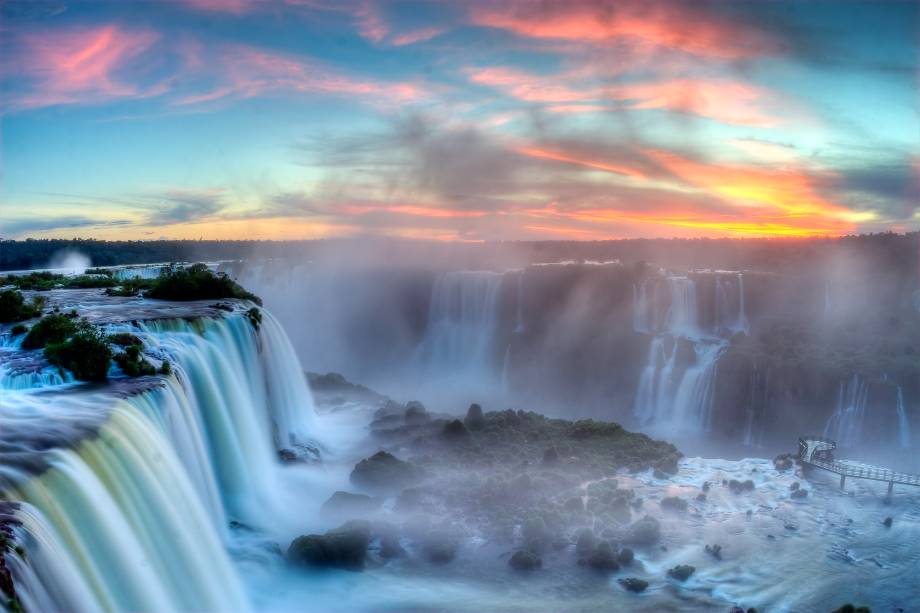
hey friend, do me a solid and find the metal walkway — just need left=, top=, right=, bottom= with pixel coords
left=797, top=436, right=920, bottom=494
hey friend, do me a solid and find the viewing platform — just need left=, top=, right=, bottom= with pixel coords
left=798, top=436, right=920, bottom=496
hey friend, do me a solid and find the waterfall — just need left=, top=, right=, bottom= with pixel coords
left=896, top=386, right=911, bottom=449
left=714, top=273, right=749, bottom=336
left=633, top=279, right=651, bottom=334
left=823, top=375, right=869, bottom=448
left=665, top=277, right=699, bottom=338
left=1, top=308, right=317, bottom=613
left=514, top=270, right=525, bottom=334
left=633, top=337, right=725, bottom=433
left=415, top=271, right=503, bottom=381
left=737, top=273, right=749, bottom=334
left=742, top=369, right=765, bottom=447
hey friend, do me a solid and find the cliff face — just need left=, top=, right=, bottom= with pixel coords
left=240, top=254, right=920, bottom=456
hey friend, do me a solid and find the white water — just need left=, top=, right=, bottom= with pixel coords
left=1, top=308, right=319, bottom=613
left=414, top=271, right=503, bottom=387
left=666, top=277, right=700, bottom=338
left=823, top=375, right=870, bottom=449
left=633, top=279, right=651, bottom=334
left=896, top=386, right=911, bottom=449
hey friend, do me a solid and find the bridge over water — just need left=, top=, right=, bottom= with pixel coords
left=798, top=436, right=920, bottom=496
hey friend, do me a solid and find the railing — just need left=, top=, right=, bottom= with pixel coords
left=797, top=436, right=920, bottom=487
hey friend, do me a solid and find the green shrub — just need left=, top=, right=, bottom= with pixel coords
left=114, top=345, right=157, bottom=377
left=159, top=360, right=172, bottom=375
left=0, top=271, right=63, bottom=291
left=44, top=326, right=112, bottom=381
left=63, top=275, right=118, bottom=289
left=10, top=324, right=27, bottom=336
left=108, top=332, right=142, bottom=347
left=84, top=267, right=114, bottom=276
left=105, top=278, right=156, bottom=297
left=146, top=264, right=261, bottom=304
left=22, top=314, right=77, bottom=349
left=246, top=307, right=263, bottom=330
left=0, top=289, right=43, bottom=323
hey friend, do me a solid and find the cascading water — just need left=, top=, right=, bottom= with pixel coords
left=896, top=386, right=911, bottom=449
left=633, top=276, right=726, bottom=434
left=414, top=271, right=503, bottom=384
left=633, top=279, right=651, bottom=334
left=0, top=308, right=318, bottom=613
left=665, top=277, right=700, bottom=338
left=823, top=375, right=869, bottom=448
left=714, top=273, right=749, bottom=336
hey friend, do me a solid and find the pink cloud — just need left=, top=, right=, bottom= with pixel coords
left=467, top=67, right=595, bottom=103
left=470, top=0, right=779, bottom=60
left=6, top=25, right=161, bottom=110
left=391, top=27, right=447, bottom=46
left=174, top=43, right=424, bottom=106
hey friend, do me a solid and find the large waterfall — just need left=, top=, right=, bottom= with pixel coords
left=896, top=386, right=911, bottom=449
left=1, top=308, right=317, bottom=613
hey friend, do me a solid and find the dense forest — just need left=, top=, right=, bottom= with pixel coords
left=1, top=233, right=917, bottom=278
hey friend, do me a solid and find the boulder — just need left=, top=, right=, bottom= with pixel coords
left=831, top=605, right=871, bottom=613
left=667, top=564, right=695, bottom=581
left=660, top=496, right=688, bottom=512
left=509, top=550, right=542, bottom=571
left=623, top=516, right=660, bottom=546
left=773, top=454, right=795, bottom=471
left=522, top=516, right=548, bottom=548
left=442, top=419, right=472, bottom=442
left=618, top=577, right=648, bottom=593
left=790, top=488, right=808, bottom=500
left=728, top=479, right=755, bottom=494
left=617, top=547, right=634, bottom=565
left=587, top=542, right=620, bottom=571
left=320, top=491, right=380, bottom=518
left=422, top=538, right=458, bottom=564
left=287, top=520, right=370, bottom=571
left=575, top=528, right=596, bottom=556
left=464, top=403, right=485, bottom=430
left=404, top=402, right=430, bottom=426
left=705, top=544, right=722, bottom=560
left=883, top=516, right=892, bottom=528
left=350, top=451, right=420, bottom=493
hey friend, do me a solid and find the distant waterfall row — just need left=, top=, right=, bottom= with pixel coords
left=823, top=375, right=912, bottom=450
left=1, top=310, right=317, bottom=613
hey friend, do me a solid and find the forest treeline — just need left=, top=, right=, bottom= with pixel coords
left=1, top=233, right=917, bottom=276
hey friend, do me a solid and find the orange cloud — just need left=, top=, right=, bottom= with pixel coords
left=468, top=67, right=593, bottom=102
left=470, top=0, right=778, bottom=59
left=8, top=25, right=161, bottom=110
left=515, top=145, right=645, bottom=178
left=645, top=149, right=860, bottom=223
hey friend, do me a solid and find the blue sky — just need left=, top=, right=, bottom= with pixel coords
left=1, top=0, right=918, bottom=240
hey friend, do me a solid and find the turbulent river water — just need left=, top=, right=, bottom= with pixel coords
left=1, top=284, right=918, bottom=612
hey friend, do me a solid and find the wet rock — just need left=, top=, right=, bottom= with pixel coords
left=441, top=419, right=472, bottom=442
left=320, top=491, right=380, bottom=518
left=668, top=564, right=695, bottom=581
left=790, top=482, right=800, bottom=491
left=464, top=403, right=485, bottom=430
left=377, top=524, right=406, bottom=559
left=618, top=577, right=648, bottom=592
left=790, top=488, right=808, bottom=499
left=287, top=520, right=370, bottom=571
left=404, top=402, right=430, bottom=426
left=509, top=549, right=542, bottom=570
left=623, top=516, right=660, bottom=546
left=702, top=481, right=711, bottom=492
left=542, top=447, right=560, bottom=465
left=522, top=515, right=548, bottom=547
left=705, top=544, right=723, bottom=560
left=883, top=517, right=893, bottom=528
left=575, top=528, right=596, bottom=556
left=587, top=542, right=620, bottom=571
left=617, top=547, right=634, bottom=565
left=696, top=492, right=707, bottom=502
left=773, top=454, right=795, bottom=471
left=422, top=537, right=458, bottom=564
left=831, top=605, right=871, bottom=613
left=350, top=451, right=420, bottom=493
left=660, top=496, right=688, bottom=512
left=728, top=479, right=755, bottom=494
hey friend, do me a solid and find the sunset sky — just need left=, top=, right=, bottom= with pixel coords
left=1, top=0, right=918, bottom=241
